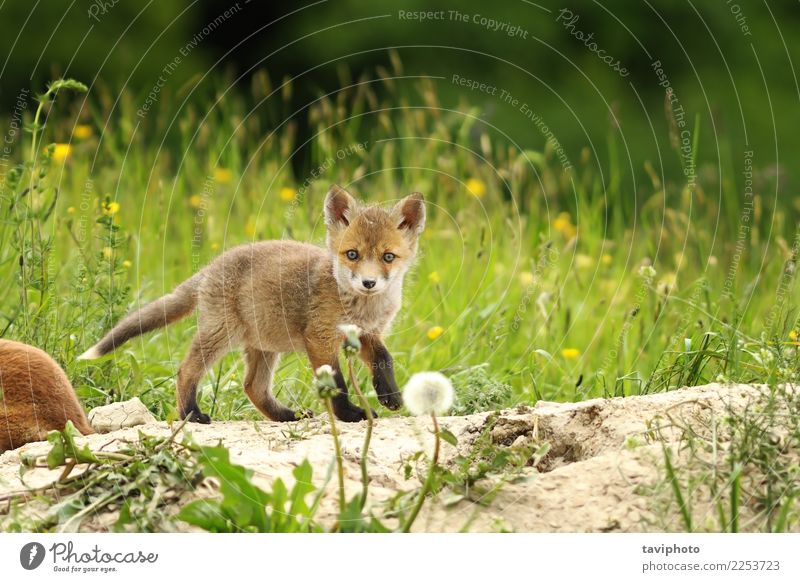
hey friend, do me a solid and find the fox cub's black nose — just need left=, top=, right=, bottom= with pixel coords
left=362, top=279, right=376, bottom=289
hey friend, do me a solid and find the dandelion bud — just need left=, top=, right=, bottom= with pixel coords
left=314, top=365, right=338, bottom=399
left=338, top=323, right=362, bottom=354
left=402, top=372, right=455, bottom=416
left=638, top=265, right=657, bottom=279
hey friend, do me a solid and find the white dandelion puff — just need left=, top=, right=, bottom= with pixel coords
left=338, top=323, right=362, bottom=336
left=315, top=364, right=334, bottom=377
left=403, top=371, right=454, bottom=416
left=338, top=323, right=362, bottom=353
left=314, top=365, right=337, bottom=398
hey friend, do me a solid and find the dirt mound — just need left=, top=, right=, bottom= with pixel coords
left=0, top=383, right=769, bottom=532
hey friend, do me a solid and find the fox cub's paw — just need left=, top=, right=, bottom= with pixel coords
left=378, top=391, right=403, bottom=411
left=186, top=410, right=211, bottom=424
left=333, top=403, right=377, bottom=422
left=275, top=408, right=314, bottom=422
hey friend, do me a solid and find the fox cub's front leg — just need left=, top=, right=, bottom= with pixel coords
left=359, top=334, right=402, bottom=410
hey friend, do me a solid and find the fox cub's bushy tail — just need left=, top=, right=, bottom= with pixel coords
left=78, top=273, right=203, bottom=360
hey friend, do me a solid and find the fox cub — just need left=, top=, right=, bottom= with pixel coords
left=80, top=185, right=425, bottom=423
left=0, top=339, right=94, bottom=453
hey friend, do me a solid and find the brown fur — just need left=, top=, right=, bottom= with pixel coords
left=0, top=339, right=93, bottom=453
left=81, top=186, right=426, bottom=424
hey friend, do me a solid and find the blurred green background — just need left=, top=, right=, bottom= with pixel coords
left=2, top=0, right=798, bottom=193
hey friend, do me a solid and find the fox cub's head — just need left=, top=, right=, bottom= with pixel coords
left=324, top=185, right=425, bottom=296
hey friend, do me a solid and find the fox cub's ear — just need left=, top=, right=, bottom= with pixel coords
left=324, top=185, right=357, bottom=228
left=394, top=192, right=426, bottom=236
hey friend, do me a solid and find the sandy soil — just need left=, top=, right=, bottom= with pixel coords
left=0, top=383, right=772, bottom=532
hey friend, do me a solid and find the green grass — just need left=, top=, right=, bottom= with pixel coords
left=645, top=382, right=800, bottom=532
left=0, top=66, right=798, bottom=424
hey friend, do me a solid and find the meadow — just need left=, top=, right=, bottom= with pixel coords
left=1, top=66, right=797, bottom=427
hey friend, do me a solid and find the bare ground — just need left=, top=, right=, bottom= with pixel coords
left=0, top=383, right=775, bottom=532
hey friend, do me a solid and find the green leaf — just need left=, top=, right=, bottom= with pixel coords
left=192, top=445, right=271, bottom=531
left=288, top=460, right=315, bottom=517
left=60, top=421, right=100, bottom=465
left=46, top=430, right=66, bottom=469
left=178, top=499, right=231, bottom=532
left=48, top=79, right=88, bottom=94
left=338, top=495, right=366, bottom=533
left=439, top=429, right=458, bottom=447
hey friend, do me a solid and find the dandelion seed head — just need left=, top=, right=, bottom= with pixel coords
left=403, top=371, right=454, bottom=416
left=315, top=364, right=334, bottom=377
left=338, top=324, right=362, bottom=336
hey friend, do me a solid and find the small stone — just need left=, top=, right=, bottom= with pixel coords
left=88, top=397, right=157, bottom=433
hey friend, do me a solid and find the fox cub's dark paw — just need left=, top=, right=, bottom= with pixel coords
left=289, top=408, right=315, bottom=421
left=272, top=408, right=314, bottom=422
left=333, top=403, right=377, bottom=422
left=186, top=410, right=211, bottom=424
left=378, top=391, right=403, bottom=411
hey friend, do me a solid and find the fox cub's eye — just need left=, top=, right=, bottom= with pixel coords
left=383, top=252, right=396, bottom=263
left=346, top=249, right=359, bottom=261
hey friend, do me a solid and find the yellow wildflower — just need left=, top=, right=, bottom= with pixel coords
left=790, top=330, right=798, bottom=342
left=122, top=260, right=132, bottom=269
left=214, top=168, right=233, bottom=184
left=428, top=271, right=441, bottom=284
left=601, top=253, right=612, bottom=266
left=575, top=254, right=593, bottom=269
left=102, top=201, right=120, bottom=215
left=553, top=212, right=576, bottom=239
left=426, top=326, right=444, bottom=340
left=51, top=143, right=72, bottom=162
left=67, top=206, right=76, bottom=215
left=211, top=242, right=220, bottom=252
left=73, top=124, right=93, bottom=140
left=658, top=272, right=678, bottom=295
left=280, top=187, right=297, bottom=202
left=244, top=218, right=256, bottom=238
left=102, top=247, right=113, bottom=259
left=189, top=194, right=203, bottom=209
left=465, top=178, right=486, bottom=198
left=560, top=348, right=581, bottom=360
left=519, top=271, right=535, bottom=287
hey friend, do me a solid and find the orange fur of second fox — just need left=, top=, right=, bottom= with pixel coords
left=0, top=339, right=93, bottom=453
